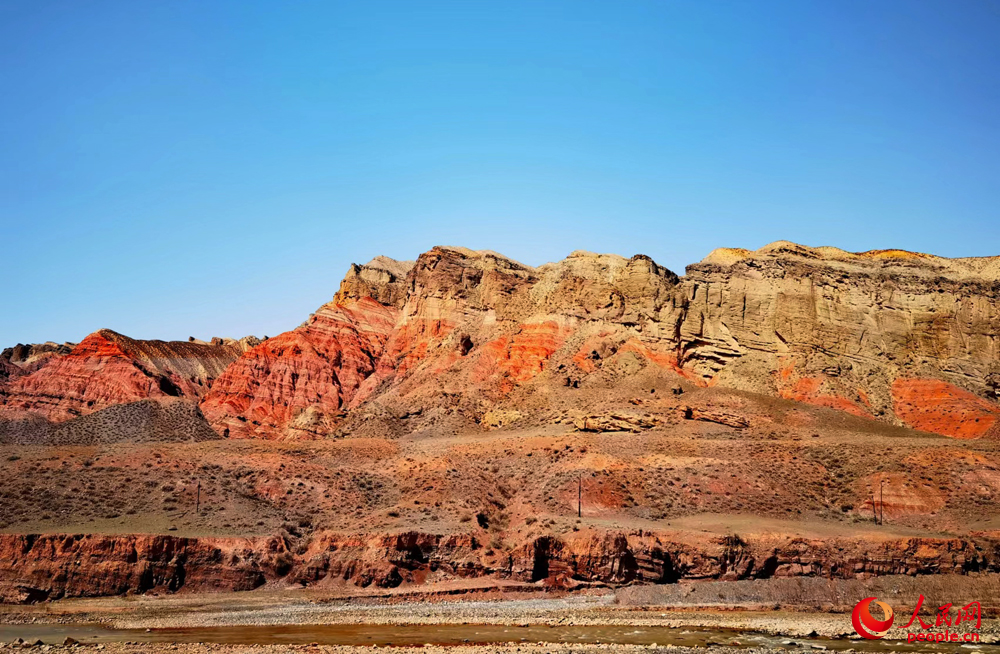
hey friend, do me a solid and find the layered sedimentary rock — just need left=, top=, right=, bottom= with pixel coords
left=3, top=528, right=995, bottom=602
left=0, top=330, right=258, bottom=422
left=0, top=342, right=75, bottom=383
left=677, top=242, right=1000, bottom=437
left=195, top=243, right=1000, bottom=439
left=202, top=248, right=681, bottom=438
left=0, top=533, right=289, bottom=603
left=5, top=242, right=1000, bottom=439
left=199, top=258, right=407, bottom=439
left=349, top=247, right=681, bottom=413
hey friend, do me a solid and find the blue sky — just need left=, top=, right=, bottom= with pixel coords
left=2, top=0, right=999, bottom=345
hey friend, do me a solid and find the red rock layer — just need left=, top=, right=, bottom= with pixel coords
left=0, top=330, right=253, bottom=422
left=892, top=378, right=1000, bottom=438
left=857, top=472, right=947, bottom=519
left=0, top=533, right=288, bottom=603
left=200, top=298, right=399, bottom=439
left=2, top=529, right=995, bottom=601
left=10, top=243, right=1000, bottom=439
left=474, top=320, right=575, bottom=393
left=778, top=374, right=870, bottom=419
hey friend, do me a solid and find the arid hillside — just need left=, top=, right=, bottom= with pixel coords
left=5, top=242, right=999, bottom=441
left=202, top=242, right=1000, bottom=441
left=2, top=242, right=1000, bottom=602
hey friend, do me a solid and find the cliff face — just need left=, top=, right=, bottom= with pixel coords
left=676, top=242, right=1000, bottom=437
left=4, top=241, right=1000, bottom=439
left=200, top=247, right=682, bottom=438
left=1, top=529, right=995, bottom=602
left=351, top=247, right=681, bottom=404
left=286, top=242, right=1000, bottom=439
left=0, top=533, right=287, bottom=603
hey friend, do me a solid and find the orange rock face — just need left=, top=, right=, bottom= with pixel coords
left=778, top=375, right=870, bottom=419
left=200, top=298, right=399, bottom=439
left=892, top=378, right=1000, bottom=438
left=0, top=533, right=287, bottom=602
left=475, top=320, right=575, bottom=392
left=0, top=330, right=254, bottom=422
left=6, top=242, right=1000, bottom=440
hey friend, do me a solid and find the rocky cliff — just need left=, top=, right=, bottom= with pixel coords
left=197, top=242, right=1000, bottom=440
left=0, top=342, right=74, bottom=381
left=678, top=242, right=1000, bottom=437
left=2, top=528, right=996, bottom=602
left=0, top=533, right=288, bottom=603
left=4, top=242, right=999, bottom=439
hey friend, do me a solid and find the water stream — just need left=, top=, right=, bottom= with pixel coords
left=0, top=622, right=996, bottom=652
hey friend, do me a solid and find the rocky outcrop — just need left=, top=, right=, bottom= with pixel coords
left=0, top=341, right=75, bottom=382
left=6, top=242, right=1000, bottom=439
left=200, top=297, right=400, bottom=439
left=334, top=256, right=414, bottom=308
left=349, top=248, right=681, bottom=414
left=0, top=533, right=288, bottom=603
left=572, top=413, right=659, bottom=433
left=0, top=331, right=258, bottom=422
left=1, top=342, right=75, bottom=375
left=3, top=529, right=997, bottom=602
left=673, top=242, right=1000, bottom=435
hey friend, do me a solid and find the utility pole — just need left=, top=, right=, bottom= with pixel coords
left=578, top=476, right=582, bottom=518
left=871, top=493, right=877, bottom=524
left=196, top=481, right=201, bottom=515
left=879, top=479, right=886, bottom=526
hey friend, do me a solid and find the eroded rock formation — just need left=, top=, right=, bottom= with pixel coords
left=0, top=330, right=258, bottom=422
left=2, top=529, right=996, bottom=602
left=5, top=241, right=1000, bottom=440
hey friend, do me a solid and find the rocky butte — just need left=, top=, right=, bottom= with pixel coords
left=1, top=241, right=1000, bottom=602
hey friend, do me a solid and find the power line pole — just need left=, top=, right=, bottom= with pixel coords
left=196, top=481, right=201, bottom=515
left=578, top=476, right=582, bottom=518
left=879, top=479, right=885, bottom=526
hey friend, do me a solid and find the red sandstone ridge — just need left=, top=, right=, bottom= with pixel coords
left=1, top=529, right=995, bottom=601
left=199, top=256, right=411, bottom=439
left=0, top=329, right=258, bottom=422
left=6, top=242, right=1000, bottom=439
left=349, top=248, right=681, bottom=411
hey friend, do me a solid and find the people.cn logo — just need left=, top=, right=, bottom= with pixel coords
left=852, top=597, right=895, bottom=639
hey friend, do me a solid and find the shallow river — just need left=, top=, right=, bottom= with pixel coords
left=0, top=622, right=995, bottom=652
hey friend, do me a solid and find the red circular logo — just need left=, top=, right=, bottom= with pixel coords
left=852, top=597, right=895, bottom=639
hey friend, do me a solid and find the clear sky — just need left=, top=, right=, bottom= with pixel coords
left=2, top=0, right=999, bottom=345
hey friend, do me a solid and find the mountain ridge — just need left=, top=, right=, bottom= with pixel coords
left=3, top=241, right=999, bottom=440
